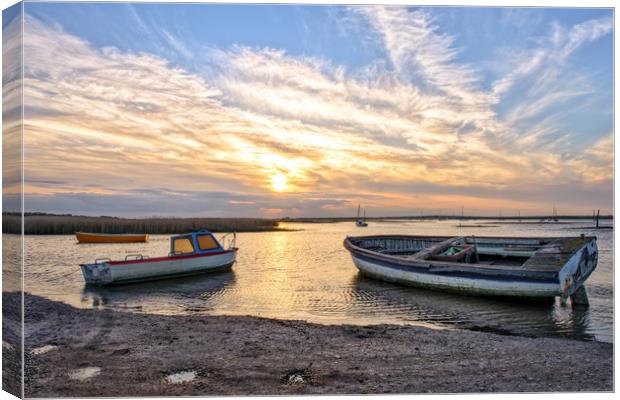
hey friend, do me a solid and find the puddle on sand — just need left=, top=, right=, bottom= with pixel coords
left=166, top=370, right=196, bottom=384
left=284, top=370, right=310, bottom=385
left=32, top=345, right=58, bottom=355
left=68, top=367, right=101, bottom=381
left=287, top=373, right=305, bottom=385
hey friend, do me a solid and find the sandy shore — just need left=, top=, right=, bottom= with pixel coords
left=11, top=292, right=612, bottom=396
left=2, top=292, right=22, bottom=397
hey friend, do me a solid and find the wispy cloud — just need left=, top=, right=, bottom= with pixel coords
left=560, top=16, right=613, bottom=60
left=491, top=15, right=612, bottom=99
left=487, top=14, right=612, bottom=151
left=353, top=7, right=487, bottom=108
left=2, top=8, right=23, bottom=205
left=17, top=7, right=613, bottom=217
left=161, top=28, right=193, bottom=59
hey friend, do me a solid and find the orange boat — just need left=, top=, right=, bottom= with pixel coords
left=75, top=232, right=149, bottom=244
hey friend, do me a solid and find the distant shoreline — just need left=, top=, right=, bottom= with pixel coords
left=284, top=215, right=613, bottom=223
left=2, top=212, right=613, bottom=235
left=2, top=213, right=283, bottom=235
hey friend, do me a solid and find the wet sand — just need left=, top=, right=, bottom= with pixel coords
left=2, top=292, right=22, bottom=397
left=13, top=292, right=612, bottom=397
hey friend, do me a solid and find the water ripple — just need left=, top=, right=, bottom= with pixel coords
left=16, top=219, right=614, bottom=342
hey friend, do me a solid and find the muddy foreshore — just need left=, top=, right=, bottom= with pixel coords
left=10, top=291, right=612, bottom=396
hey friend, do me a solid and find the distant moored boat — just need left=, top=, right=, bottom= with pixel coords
left=356, top=205, right=368, bottom=227
left=75, top=232, right=149, bottom=244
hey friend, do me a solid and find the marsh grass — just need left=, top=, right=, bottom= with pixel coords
left=3, top=213, right=280, bottom=234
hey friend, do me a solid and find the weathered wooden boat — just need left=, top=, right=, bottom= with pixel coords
left=80, top=230, right=237, bottom=285
left=76, top=232, right=149, bottom=244
left=344, top=235, right=597, bottom=301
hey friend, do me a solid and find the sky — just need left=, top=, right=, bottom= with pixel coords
left=3, top=3, right=614, bottom=218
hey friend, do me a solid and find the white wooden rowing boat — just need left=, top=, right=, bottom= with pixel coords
left=80, top=230, right=237, bottom=285
left=344, top=235, right=597, bottom=302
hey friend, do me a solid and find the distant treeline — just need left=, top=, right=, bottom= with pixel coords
left=3, top=213, right=280, bottom=235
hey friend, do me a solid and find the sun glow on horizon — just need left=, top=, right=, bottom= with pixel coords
left=271, top=173, right=288, bottom=192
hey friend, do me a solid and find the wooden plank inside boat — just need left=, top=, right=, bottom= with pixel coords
left=519, top=237, right=594, bottom=272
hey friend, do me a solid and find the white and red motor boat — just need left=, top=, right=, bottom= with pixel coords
left=80, top=230, right=237, bottom=285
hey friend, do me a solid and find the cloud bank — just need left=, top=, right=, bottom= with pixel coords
left=16, top=6, right=613, bottom=217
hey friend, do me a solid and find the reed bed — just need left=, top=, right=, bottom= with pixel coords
left=3, top=213, right=280, bottom=235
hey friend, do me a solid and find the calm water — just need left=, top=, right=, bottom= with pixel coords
left=18, top=219, right=613, bottom=342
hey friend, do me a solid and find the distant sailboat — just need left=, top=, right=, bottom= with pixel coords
left=356, top=205, right=368, bottom=227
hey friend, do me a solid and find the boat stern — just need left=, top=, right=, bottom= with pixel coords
left=80, top=262, right=113, bottom=285
left=558, top=237, right=598, bottom=299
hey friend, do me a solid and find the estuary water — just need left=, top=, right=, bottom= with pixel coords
left=18, top=219, right=613, bottom=342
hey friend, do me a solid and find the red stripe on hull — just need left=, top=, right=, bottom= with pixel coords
left=108, top=250, right=235, bottom=266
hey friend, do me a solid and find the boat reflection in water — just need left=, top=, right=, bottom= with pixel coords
left=350, top=274, right=594, bottom=341
left=81, top=270, right=236, bottom=315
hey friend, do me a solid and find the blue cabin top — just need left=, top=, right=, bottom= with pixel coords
left=169, top=230, right=224, bottom=256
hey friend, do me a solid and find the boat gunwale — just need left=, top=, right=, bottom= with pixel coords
left=75, top=232, right=149, bottom=238
left=345, top=234, right=577, bottom=242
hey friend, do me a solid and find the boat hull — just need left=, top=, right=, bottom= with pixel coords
left=80, top=249, right=237, bottom=285
left=76, top=232, right=149, bottom=243
left=345, top=235, right=598, bottom=299
left=351, top=254, right=562, bottom=297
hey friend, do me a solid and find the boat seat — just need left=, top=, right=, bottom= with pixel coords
left=411, top=237, right=463, bottom=260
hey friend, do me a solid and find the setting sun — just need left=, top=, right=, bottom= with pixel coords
left=271, top=173, right=288, bottom=192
